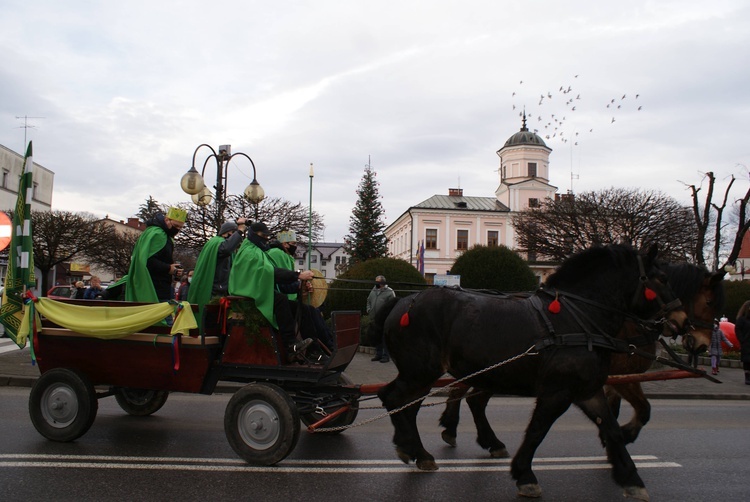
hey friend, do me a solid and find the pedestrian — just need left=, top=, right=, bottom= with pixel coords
left=73, top=281, right=86, bottom=299
left=735, top=300, right=750, bottom=385
left=176, top=269, right=193, bottom=302
left=367, top=275, right=396, bottom=363
left=229, top=221, right=316, bottom=363
left=125, top=207, right=187, bottom=303
left=83, top=276, right=104, bottom=300
left=709, top=319, right=733, bottom=375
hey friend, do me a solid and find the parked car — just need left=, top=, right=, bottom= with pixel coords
left=47, top=285, right=74, bottom=299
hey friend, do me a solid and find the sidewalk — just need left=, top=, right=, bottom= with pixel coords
left=2, top=343, right=749, bottom=400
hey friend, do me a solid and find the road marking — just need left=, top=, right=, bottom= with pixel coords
left=0, top=339, right=21, bottom=355
left=0, top=454, right=681, bottom=473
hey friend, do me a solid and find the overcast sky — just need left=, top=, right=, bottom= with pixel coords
left=1, top=1, right=748, bottom=242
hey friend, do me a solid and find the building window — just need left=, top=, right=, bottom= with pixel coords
left=299, top=259, right=304, bottom=266
left=335, top=256, right=341, bottom=264
left=529, top=198, right=539, bottom=208
left=32, top=182, right=38, bottom=200
left=528, top=163, right=537, bottom=177
left=426, top=229, right=438, bottom=249
left=487, top=230, right=498, bottom=247
left=2, top=170, right=8, bottom=188
left=311, top=255, right=317, bottom=264
left=457, top=229, right=468, bottom=251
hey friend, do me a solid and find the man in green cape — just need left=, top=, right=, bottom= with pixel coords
left=267, top=230, right=335, bottom=356
left=229, top=223, right=315, bottom=362
left=188, top=218, right=247, bottom=326
left=126, top=208, right=187, bottom=303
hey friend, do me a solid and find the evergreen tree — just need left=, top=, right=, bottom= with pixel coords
left=343, top=163, right=388, bottom=264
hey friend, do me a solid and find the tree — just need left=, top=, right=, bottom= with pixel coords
left=685, top=171, right=750, bottom=271
left=512, top=188, right=697, bottom=263
left=85, top=226, right=140, bottom=278
left=20, top=210, right=116, bottom=294
left=343, top=164, right=388, bottom=264
left=175, top=195, right=325, bottom=253
left=137, top=196, right=163, bottom=224
left=450, top=245, right=538, bottom=291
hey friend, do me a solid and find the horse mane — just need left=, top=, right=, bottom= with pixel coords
left=663, top=262, right=725, bottom=313
left=545, top=244, right=637, bottom=289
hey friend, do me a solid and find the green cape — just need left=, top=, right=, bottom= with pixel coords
left=267, top=247, right=297, bottom=300
left=188, top=235, right=223, bottom=329
left=125, top=226, right=168, bottom=303
left=228, top=239, right=277, bottom=328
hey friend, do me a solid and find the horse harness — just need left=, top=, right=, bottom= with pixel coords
left=529, top=253, right=684, bottom=356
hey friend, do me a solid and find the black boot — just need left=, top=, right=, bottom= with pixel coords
left=287, top=338, right=313, bottom=363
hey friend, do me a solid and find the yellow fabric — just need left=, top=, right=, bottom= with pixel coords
left=16, top=298, right=198, bottom=347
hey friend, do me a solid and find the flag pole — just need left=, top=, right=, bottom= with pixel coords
left=307, top=163, right=314, bottom=271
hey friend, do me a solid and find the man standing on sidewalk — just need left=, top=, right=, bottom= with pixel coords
left=367, top=275, right=396, bottom=363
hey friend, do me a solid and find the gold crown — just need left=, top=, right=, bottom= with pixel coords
left=277, top=230, right=297, bottom=243
left=167, top=207, right=188, bottom=222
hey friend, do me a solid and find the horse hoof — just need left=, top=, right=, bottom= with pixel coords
left=441, top=431, right=457, bottom=447
left=395, top=449, right=412, bottom=465
left=416, top=459, right=439, bottom=471
left=517, top=484, right=542, bottom=498
left=489, top=447, right=509, bottom=458
left=623, top=486, right=650, bottom=501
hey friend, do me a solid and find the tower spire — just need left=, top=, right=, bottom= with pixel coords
left=521, top=108, right=528, bottom=131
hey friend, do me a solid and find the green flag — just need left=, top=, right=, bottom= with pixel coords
left=0, top=142, right=37, bottom=347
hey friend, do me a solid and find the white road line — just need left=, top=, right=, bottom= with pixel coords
left=0, top=339, right=21, bottom=355
left=0, top=454, right=680, bottom=473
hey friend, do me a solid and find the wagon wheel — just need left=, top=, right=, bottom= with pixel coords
left=224, top=382, right=300, bottom=465
left=29, top=368, right=98, bottom=442
left=113, top=388, right=169, bottom=416
left=300, top=373, right=359, bottom=434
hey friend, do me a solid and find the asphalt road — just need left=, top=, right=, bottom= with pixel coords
left=2, top=387, right=749, bottom=502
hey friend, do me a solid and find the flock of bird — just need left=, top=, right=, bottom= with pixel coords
left=510, top=75, right=643, bottom=146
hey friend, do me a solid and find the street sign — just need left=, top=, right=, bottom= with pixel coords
left=0, top=212, right=11, bottom=251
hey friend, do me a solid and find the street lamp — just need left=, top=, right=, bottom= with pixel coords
left=180, top=144, right=265, bottom=229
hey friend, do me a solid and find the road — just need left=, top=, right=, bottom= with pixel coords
left=1, top=387, right=748, bottom=501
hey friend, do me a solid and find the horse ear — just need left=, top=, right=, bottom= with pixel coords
left=710, top=271, right=726, bottom=284
left=646, top=244, right=659, bottom=263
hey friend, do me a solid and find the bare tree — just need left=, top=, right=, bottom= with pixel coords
left=14, top=210, right=117, bottom=294
left=175, top=195, right=325, bottom=253
left=686, top=170, right=750, bottom=271
left=85, top=229, right=140, bottom=278
left=512, top=188, right=697, bottom=262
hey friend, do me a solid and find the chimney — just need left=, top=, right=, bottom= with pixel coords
left=448, top=188, right=463, bottom=197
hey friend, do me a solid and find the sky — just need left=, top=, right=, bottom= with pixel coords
left=1, top=0, right=749, bottom=243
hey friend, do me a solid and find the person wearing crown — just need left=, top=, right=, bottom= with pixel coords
left=126, top=207, right=187, bottom=303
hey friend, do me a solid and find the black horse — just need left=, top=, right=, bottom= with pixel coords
left=437, top=262, right=724, bottom=460
left=375, top=245, right=688, bottom=500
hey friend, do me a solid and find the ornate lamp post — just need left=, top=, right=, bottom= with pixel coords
left=180, top=144, right=265, bottom=229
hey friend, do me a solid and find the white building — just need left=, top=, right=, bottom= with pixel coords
left=385, top=115, right=559, bottom=283
left=0, top=144, right=55, bottom=293
left=295, top=242, right=349, bottom=278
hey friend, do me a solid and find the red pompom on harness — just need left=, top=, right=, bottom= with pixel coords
left=400, top=312, right=410, bottom=327
left=644, top=287, right=657, bottom=301
left=548, top=292, right=561, bottom=314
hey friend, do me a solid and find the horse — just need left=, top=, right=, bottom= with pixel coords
left=375, top=244, right=689, bottom=500
left=437, top=262, right=724, bottom=459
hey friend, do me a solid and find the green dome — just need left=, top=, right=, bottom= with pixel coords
left=503, top=114, right=548, bottom=148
